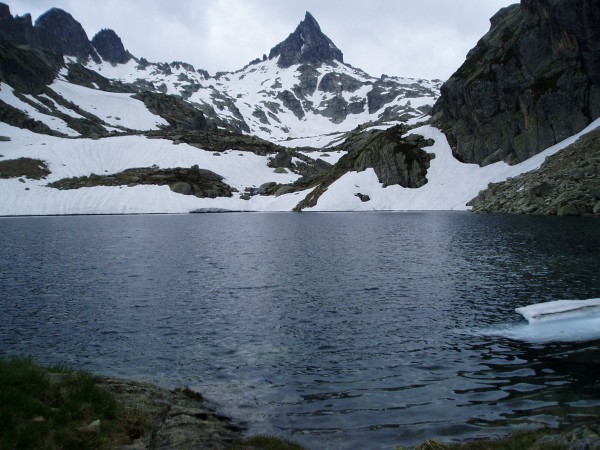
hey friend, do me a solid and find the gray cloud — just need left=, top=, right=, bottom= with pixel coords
left=6, top=0, right=516, bottom=79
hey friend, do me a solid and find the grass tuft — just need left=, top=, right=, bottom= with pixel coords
left=0, top=358, right=152, bottom=450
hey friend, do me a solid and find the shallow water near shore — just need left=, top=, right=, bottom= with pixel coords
left=1, top=212, right=600, bottom=449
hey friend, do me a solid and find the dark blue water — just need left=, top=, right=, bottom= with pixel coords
left=1, top=212, right=600, bottom=449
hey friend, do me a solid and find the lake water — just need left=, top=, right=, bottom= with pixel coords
left=1, top=212, right=600, bottom=449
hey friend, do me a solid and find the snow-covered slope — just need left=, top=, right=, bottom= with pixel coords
left=306, top=120, right=600, bottom=211
left=3, top=119, right=598, bottom=216
left=78, top=55, right=440, bottom=143
left=1, top=4, right=596, bottom=216
left=0, top=124, right=308, bottom=215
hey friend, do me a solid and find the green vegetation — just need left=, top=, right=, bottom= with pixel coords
left=0, top=358, right=152, bottom=450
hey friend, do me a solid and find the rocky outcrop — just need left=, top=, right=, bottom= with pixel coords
left=277, top=90, right=305, bottom=119
left=0, top=99, right=65, bottom=136
left=353, top=127, right=435, bottom=188
left=269, top=12, right=344, bottom=68
left=91, top=29, right=131, bottom=64
left=294, top=125, right=435, bottom=210
left=150, top=129, right=284, bottom=155
left=34, top=8, right=101, bottom=63
left=0, top=3, right=39, bottom=46
left=432, top=0, right=600, bottom=166
left=0, top=157, right=50, bottom=179
left=468, top=126, right=600, bottom=215
left=90, top=377, right=243, bottom=450
left=48, top=165, right=235, bottom=199
left=0, top=40, right=64, bottom=95
left=132, top=91, right=210, bottom=131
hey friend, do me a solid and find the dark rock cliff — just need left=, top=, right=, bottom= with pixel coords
left=91, top=29, right=131, bottom=64
left=0, top=3, right=39, bottom=46
left=0, top=41, right=63, bottom=94
left=293, top=126, right=435, bottom=211
left=432, top=0, right=600, bottom=166
left=35, top=8, right=100, bottom=62
left=269, top=12, right=344, bottom=68
left=34, top=7, right=101, bottom=63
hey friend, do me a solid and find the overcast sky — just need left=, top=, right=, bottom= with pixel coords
left=6, top=0, right=517, bottom=80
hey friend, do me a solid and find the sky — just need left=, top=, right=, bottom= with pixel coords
left=6, top=0, right=517, bottom=80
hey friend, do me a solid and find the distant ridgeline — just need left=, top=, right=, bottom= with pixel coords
left=0, top=0, right=599, bottom=215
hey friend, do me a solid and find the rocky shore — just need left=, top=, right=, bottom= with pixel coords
left=85, top=376, right=244, bottom=450
left=92, top=375, right=600, bottom=450
left=468, top=127, right=600, bottom=215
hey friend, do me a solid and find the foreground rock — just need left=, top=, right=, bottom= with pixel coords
left=468, top=126, right=600, bottom=215
left=94, top=377, right=242, bottom=450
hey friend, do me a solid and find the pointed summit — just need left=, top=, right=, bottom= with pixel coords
left=35, top=7, right=100, bottom=62
left=268, top=12, right=343, bottom=68
left=92, top=29, right=131, bottom=64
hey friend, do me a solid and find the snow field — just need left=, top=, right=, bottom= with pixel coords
left=50, top=80, right=169, bottom=130
left=0, top=125, right=306, bottom=215
left=307, top=120, right=600, bottom=211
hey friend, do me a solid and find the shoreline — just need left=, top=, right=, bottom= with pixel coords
left=3, top=357, right=600, bottom=449
left=90, top=375, right=246, bottom=450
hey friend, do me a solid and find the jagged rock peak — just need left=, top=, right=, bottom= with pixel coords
left=268, top=11, right=344, bottom=68
left=34, top=7, right=100, bottom=63
left=0, top=2, right=38, bottom=46
left=92, top=28, right=131, bottom=64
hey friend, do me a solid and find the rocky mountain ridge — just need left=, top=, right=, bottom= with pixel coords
left=433, top=0, right=600, bottom=167
left=1, top=1, right=599, bottom=215
left=0, top=3, right=441, bottom=141
left=269, top=11, right=344, bottom=68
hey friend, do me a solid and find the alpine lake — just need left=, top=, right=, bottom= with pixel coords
left=1, top=211, right=599, bottom=449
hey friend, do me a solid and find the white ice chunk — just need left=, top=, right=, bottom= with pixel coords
left=516, top=299, right=600, bottom=324
left=488, top=298, right=600, bottom=343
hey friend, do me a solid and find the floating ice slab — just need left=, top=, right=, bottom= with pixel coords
left=498, top=299, right=600, bottom=343
left=516, top=299, right=600, bottom=324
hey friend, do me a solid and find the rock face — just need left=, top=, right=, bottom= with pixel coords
left=468, top=126, right=600, bottom=215
left=294, top=125, right=435, bottom=211
left=132, top=91, right=210, bottom=131
left=0, top=40, right=64, bottom=94
left=91, top=28, right=131, bottom=64
left=93, top=377, right=243, bottom=450
left=268, top=11, right=344, bottom=68
left=34, top=7, right=101, bottom=63
left=352, top=127, right=435, bottom=188
left=0, top=3, right=39, bottom=46
left=432, top=0, right=600, bottom=166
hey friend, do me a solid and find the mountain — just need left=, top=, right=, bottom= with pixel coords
left=1, top=1, right=599, bottom=216
left=432, top=0, right=600, bottom=215
left=432, top=0, right=600, bottom=166
left=269, top=11, right=344, bottom=68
